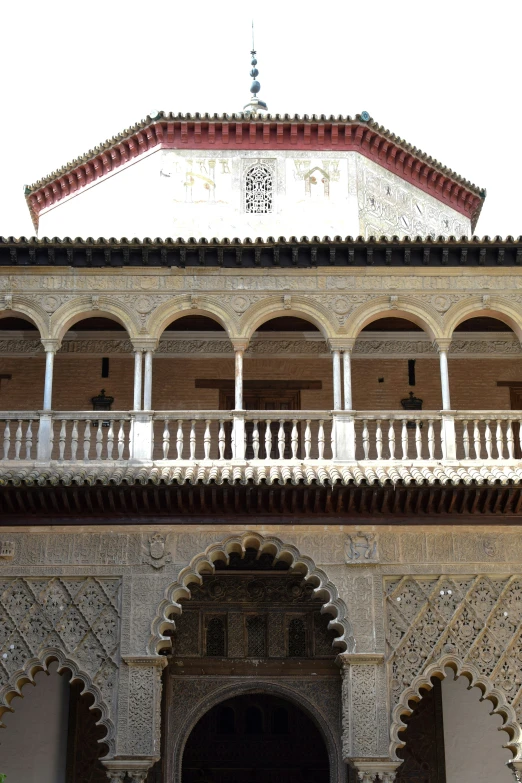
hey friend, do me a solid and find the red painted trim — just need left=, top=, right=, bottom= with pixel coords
left=29, top=121, right=483, bottom=226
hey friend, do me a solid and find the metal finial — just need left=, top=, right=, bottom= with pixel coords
left=243, top=21, right=267, bottom=115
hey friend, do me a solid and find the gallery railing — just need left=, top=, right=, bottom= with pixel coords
left=0, top=410, right=520, bottom=464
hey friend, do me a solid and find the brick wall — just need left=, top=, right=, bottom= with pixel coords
left=0, top=354, right=520, bottom=412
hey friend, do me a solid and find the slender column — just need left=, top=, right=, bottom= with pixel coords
left=235, top=347, right=244, bottom=411
left=143, top=350, right=153, bottom=410
left=43, top=348, right=55, bottom=410
left=133, top=350, right=143, bottom=411
left=332, top=349, right=342, bottom=410
left=343, top=345, right=354, bottom=410
left=435, top=339, right=452, bottom=410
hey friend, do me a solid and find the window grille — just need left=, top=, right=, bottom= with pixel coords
left=206, top=616, right=226, bottom=657
left=247, top=615, right=267, bottom=656
left=288, top=617, right=307, bottom=657
left=245, top=164, right=273, bottom=214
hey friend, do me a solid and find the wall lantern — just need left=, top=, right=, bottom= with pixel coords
left=91, top=389, right=114, bottom=427
left=400, top=391, right=423, bottom=428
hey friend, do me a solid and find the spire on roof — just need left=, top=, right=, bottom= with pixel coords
left=243, top=22, right=268, bottom=116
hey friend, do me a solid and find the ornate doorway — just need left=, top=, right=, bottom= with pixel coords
left=182, top=693, right=330, bottom=783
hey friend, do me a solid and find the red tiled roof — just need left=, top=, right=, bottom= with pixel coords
left=24, top=112, right=486, bottom=233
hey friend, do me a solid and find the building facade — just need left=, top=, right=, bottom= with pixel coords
left=1, top=109, right=522, bottom=783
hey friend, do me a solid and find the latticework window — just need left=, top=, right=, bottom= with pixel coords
left=288, top=617, right=307, bottom=657
left=206, top=616, right=226, bottom=656
left=245, top=164, right=273, bottom=214
left=247, top=615, right=267, bottom=656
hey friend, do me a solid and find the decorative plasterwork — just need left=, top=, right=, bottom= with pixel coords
left=0, top=576, right=120, bottom=755
left=387, top=574, right=522, bottom=760
left=149, top=531, right=354, bottom=655
left=0, top=331, right=520, bottom=358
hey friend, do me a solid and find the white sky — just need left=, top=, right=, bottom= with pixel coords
left=0, top=0, right=520, bottom=239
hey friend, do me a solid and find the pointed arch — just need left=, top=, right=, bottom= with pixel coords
left=147, top=296, right=239, bottom=341
left=444, top=297, right=522, bottom=341
left=240, top=296, right=338, bottom=341
left=50, top=295, right=141, bottom=342
left=149, top=532, right=354, bottom=654
left=390, top=653, right=522, bottom=761
left=345, top=297, right=443, bottom=341
left=0, top=646, right=115, bottom=757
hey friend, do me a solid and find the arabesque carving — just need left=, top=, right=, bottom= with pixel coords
left=0, top=576, right=120, bottom=754
left=387, top=574, right=522, bottom=759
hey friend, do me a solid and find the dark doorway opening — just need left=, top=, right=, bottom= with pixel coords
left=182, top=694, right=330, bottom=783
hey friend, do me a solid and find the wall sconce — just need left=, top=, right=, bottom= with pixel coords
left=91, top=389, right=114, bottom=427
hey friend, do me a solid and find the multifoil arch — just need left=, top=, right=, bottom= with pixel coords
left=390, top=654, right=521, bottom=761
left=149, top=532, right=354, bottom=654
left=0, top=645, right=115, bottom=756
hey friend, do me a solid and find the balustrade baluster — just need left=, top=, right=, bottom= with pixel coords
left=415, top=420, right=423, bottom=459
left=401, top=419, right=408, bottom=459
left=428, top=419, right=435, bottom=459
left=189, top=420, right=196, bottom=460
left=83, top=420, right=92, bottom=460
left=106, top=421, right=114, bottom=460
left=118, top=421, right=125, bottom=460
left=473, top=419, right=481, bottom=459
left=25, top=420, right=33, bottom=460
left=3, top=421, right=10, bottom=460
left=252, top=420, right=259, bottom=459
left=485, top=419, right=493, bottom=459
left=305, top=420, right=311, bottom=460
left=265, top=419, right=272, bottom=459
left=507, top=419, right=515, bottom=459
left=71, top=420, right=79, bottom=460
left=176, top=420, right=184, bottom=460
left=58, top=420, right=66, bottom=461
left=318, top=420, right=325, bottom=459
left=496, top=419, right=504, bottom=459
left=204, top=419, right=211, bottom=459
left=362, top=419, right=369, bottom=459
left=14, top=420, right=22, bottom=460
left=388, top=420, right=395, bottom=460
left=219, top=420, right=226, bottom=460
left=162, top=420, right=170, bottom=460
left=376, top=419, right=383, bottom=460
left=291, top=419, right=298, bottom=459
left=462, top=420, right=470, bottom=459
left=278, top=419, right=285, bottom=459
left=96, top=420, right=103, bottom=459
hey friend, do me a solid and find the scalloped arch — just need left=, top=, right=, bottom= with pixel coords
left=345, top=297, right=443, bottom=341
left=0, top=646, right=115, bottom=756
left=147, top=297, right=240, bottom=340
left=390, top=653, right=522, bottom=761
left=239, top=296, right=338, bottom=341
left=0, top=297, right=50, bottom=338
left=50, top=296, right=141, bottom=342
left=443, top=297, right=522, bottom=341
left=149, top=532, right=354, bottom=654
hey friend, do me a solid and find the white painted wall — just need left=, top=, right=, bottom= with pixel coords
left=38, top=148, right=470, bottom=240
left=442, top=673, right=512, bottom=782
left=0, top=662, right=69, bottom=783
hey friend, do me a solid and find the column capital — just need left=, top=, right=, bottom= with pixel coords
left=350, top=760, right=401, bottom=782
left=104, top=760, right=154, bottom=781
left=508, top=761, right=522, bottom=781
left=329, top=338, right=356, bottom=352
left=131, top=338, right=158, bottom=352
left=337, top=653, right=385, bottom=670
left=40, top=337, right=61, bottom=352
left=122, top=654, right=168, bottom=669
left=231, top=337, right=249, bottom=352
left=433, top=337, right=452, bottom=353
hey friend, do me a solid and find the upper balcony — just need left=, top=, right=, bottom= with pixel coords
left=1, top=280, right=521, bottom=519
